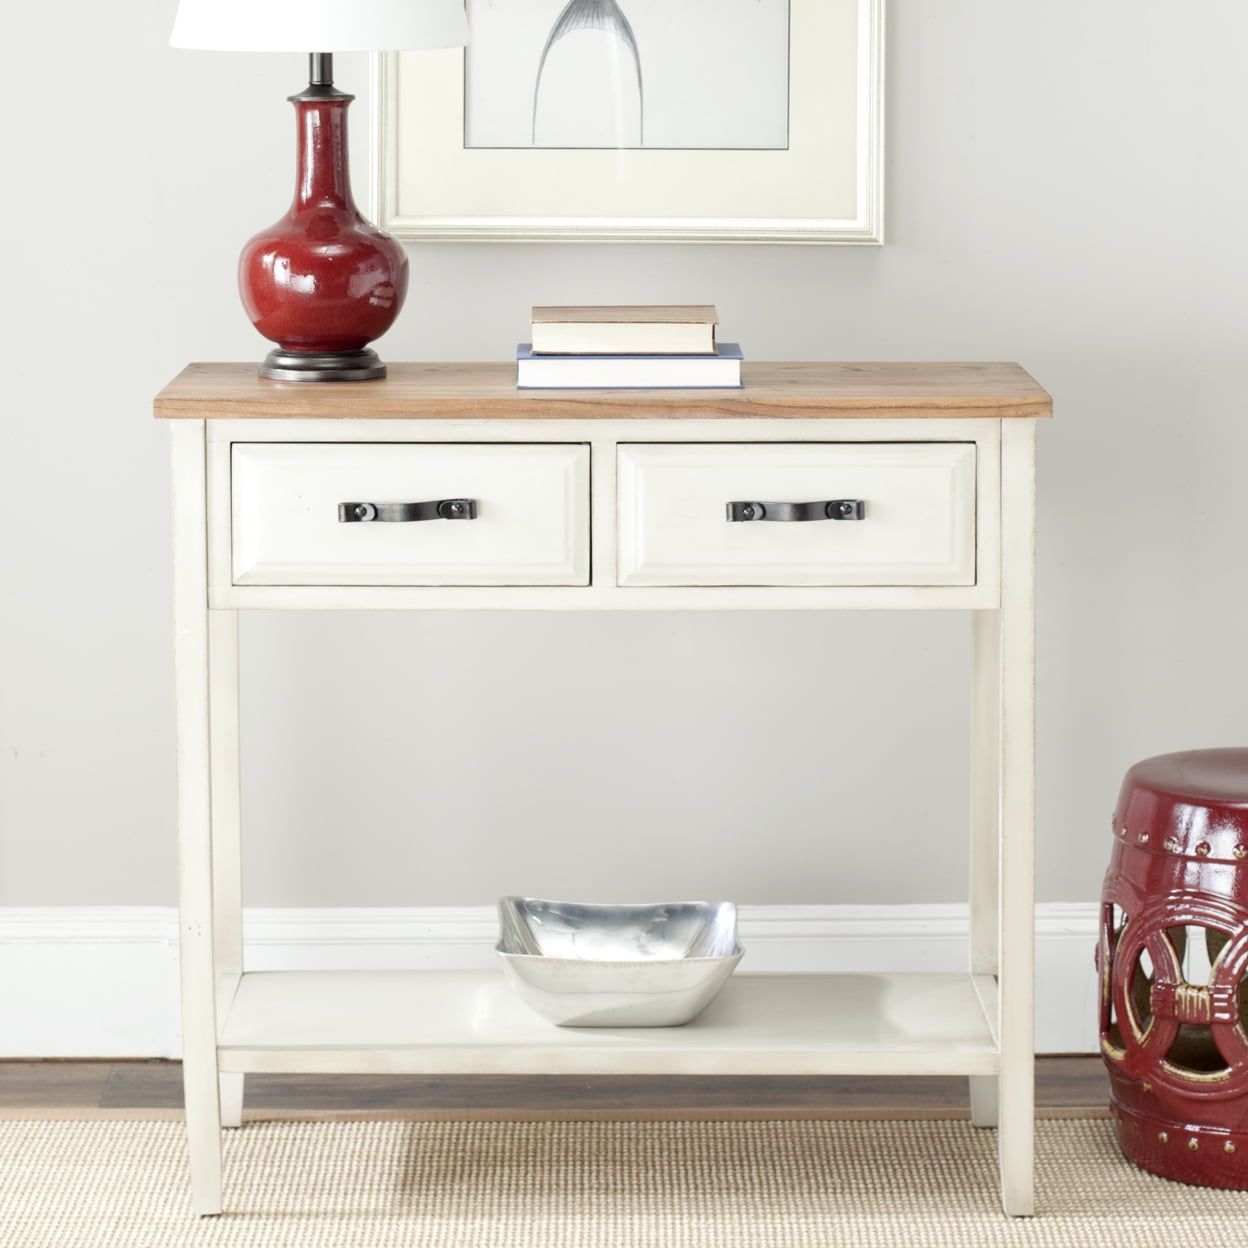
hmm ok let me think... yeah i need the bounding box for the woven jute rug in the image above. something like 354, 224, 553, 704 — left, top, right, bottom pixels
3, 1119, 1247, 1248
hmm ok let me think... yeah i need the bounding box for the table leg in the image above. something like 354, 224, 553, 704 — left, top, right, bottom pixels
969, 610, 1002, 1128
996, 420, 1036, 1216
209, 610, 243, 1128
218, 1073, 245, 1130
173, 421, 223, 1215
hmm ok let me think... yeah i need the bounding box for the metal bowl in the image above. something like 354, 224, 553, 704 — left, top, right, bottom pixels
496, 897, 743, 1028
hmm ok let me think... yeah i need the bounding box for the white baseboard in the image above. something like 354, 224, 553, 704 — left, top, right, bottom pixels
0, 903, 1099, 1059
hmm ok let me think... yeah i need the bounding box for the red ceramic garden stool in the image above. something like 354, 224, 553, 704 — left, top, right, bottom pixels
1099, 748, 1248, 1188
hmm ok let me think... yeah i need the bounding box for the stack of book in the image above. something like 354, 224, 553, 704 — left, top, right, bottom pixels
516, 305, 742, 389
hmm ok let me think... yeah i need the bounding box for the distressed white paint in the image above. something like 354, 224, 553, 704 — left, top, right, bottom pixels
204, 417, 1001, 610
171, 421, 224, 1215
995, 420, 1036, 1215
176, 410, 1037, 1212
231, 442, 591, 586
217, 970, 999, 1077
0, 903, 1100, 1058
616, 442, 976, 587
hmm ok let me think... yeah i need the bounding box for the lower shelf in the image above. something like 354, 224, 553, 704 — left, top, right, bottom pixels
217, 971, 1000, 1077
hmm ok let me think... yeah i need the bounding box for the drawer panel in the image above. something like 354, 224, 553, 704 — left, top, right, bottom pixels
617, 443, 976, 587
232, 443, 590, 586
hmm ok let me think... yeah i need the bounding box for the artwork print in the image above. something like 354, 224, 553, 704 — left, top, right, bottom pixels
464, 0, 791, 150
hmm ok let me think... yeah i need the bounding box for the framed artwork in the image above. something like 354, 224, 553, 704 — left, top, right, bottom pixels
372, 0, 884, 244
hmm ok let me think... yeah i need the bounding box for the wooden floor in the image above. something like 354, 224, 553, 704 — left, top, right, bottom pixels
0, 1058, 1109, 1121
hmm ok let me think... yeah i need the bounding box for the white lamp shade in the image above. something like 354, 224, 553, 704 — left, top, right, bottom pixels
170, 0, 468, 52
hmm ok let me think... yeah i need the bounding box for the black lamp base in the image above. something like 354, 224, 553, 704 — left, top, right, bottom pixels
259, 348, 387, 383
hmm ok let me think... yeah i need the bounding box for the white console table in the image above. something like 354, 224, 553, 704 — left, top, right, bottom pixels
158, 361, 1049, 1217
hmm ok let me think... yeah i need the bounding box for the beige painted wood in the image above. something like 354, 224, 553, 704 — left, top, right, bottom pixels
970, 610, 1003, 981
215, 972, 242, 1038
216, 971, 1000, 1078
155, 362, 1052, 422
996, 420, 1037, 1215
164, 370, 1045, 1217
970, 974, 1000, 1047
208, 610, 244, 1129
213, 583, 1001, 612
208, 613, 242, 988
231, 442, 590, 587
969, 608, 1003, 1129
590, 437, 621, 589
616, 442, 976, 587
218, 1072, 244, 1130
171, 421, 223, 1216
969, 973, 1001, 1128
202, 416, 1010, 445
202, 417, 1003, 612
969, 1076, 1000, 1130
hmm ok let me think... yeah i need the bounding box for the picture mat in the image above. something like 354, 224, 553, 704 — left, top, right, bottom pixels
464, 0, 791, 150
374, 0, 883, 239
391, 0, 858, 222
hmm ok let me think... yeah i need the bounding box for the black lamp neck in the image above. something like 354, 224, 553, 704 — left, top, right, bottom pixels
290, 52, 353, 103
309, 52, 334, 87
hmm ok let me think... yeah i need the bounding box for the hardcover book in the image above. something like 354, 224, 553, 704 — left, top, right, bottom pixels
530, 305, 719, 356
516, 343, 742, 390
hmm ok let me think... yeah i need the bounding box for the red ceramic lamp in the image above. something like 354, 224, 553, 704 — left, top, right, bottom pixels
171, 1, 468, 382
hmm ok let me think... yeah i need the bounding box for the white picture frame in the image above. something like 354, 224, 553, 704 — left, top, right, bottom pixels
372, 0, 885, 245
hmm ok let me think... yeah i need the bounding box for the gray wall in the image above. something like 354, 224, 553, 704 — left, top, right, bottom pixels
4, 2, 1247, 907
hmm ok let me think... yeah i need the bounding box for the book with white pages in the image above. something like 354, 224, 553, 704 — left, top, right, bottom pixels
530, 305, 718, 356
516, 343, 743, 390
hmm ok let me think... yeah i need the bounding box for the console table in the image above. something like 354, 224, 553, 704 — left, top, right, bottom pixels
157, 361, 1050, 1217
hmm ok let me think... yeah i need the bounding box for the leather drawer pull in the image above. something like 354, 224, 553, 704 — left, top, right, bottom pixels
338, 499, 478, 523
725, 499, 866, 523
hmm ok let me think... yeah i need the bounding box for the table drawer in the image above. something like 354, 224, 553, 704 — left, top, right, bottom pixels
232, 443, 590, 586
617, 443, 976, 587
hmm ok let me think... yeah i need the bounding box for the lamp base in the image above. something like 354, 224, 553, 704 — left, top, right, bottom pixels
259, 348, 387, 383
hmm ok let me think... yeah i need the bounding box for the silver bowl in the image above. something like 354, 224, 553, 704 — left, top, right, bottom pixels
496, 897, 743, 1028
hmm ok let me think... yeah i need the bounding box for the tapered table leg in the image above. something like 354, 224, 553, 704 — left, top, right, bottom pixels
173, 421, 223, 1215
209, 610, 244, 1131
996, 421, 1036, 1216
969, 609, 1002, 1128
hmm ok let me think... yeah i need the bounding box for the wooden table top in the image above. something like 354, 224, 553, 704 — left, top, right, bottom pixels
154, 362, 1052, 421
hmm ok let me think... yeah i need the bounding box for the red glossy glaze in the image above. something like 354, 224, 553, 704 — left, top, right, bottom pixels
239, 92, 407, 355
1100, 749, 1248, 1189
